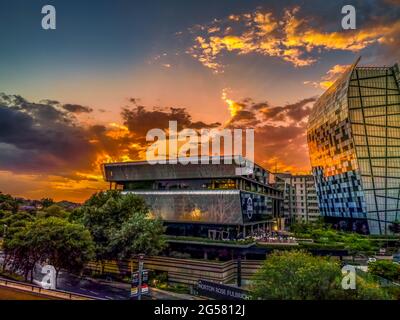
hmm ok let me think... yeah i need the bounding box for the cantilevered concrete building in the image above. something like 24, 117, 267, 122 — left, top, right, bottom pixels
102, 156, 283, 239
307, 58, 400, 234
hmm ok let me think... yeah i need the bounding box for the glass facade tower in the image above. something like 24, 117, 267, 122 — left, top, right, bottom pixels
307, 58, 400, 234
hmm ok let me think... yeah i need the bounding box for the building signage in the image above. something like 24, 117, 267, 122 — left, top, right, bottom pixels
197, 280, 248, 300
130, 269, 150, 298
246, 197, 253, 220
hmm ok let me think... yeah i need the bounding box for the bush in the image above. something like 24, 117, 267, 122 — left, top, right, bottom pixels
250, 250, 393, 300
250, 250, 342, 300
368, 260, 400, 282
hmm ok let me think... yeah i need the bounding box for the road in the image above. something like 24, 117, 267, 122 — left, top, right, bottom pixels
51, 272, 188, 300
1, 251, 193, 300
57, 272, 130, 300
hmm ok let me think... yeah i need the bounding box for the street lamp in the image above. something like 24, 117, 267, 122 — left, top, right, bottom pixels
2, 224, 7, 238
137, 253, 145, 300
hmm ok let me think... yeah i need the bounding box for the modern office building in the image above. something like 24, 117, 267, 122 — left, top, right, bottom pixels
275, 173, 320, 225
307, 58, 400, 234
102, 156, 284, 239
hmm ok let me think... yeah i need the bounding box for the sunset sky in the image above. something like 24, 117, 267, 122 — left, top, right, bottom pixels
0, 0, 399, 202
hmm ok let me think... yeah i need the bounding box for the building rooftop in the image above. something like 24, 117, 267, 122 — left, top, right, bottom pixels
102, 156, 271, 181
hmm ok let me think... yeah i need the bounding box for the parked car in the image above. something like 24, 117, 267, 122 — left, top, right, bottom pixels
367, 257, 377, 264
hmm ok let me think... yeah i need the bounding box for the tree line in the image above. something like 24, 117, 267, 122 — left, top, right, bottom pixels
250, 250, 399, 300
0, 190, 165, 286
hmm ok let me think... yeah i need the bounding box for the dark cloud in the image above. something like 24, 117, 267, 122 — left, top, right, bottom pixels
227, 110, 260, 128
39, 99, 60, 106
62, 104, 93, 113
0, 94, 96, 174
0, 93, 223, 178
88, 124, 143, 161
256, 125, 305, 143
223, 95, 316, 171
263, 97, 317, 122
0, 91, 316, 180
226, 96, 316, 128
189, 121, 221, 129
250, 122, 311, 172
251, 102, 270, 110
129, 98, 141, 105
122, 105, 220, 138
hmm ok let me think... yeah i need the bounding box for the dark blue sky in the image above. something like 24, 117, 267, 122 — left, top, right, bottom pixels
0, 1, 271, 70
1, 0, 386, 76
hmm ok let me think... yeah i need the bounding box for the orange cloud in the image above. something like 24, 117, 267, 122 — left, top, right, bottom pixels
222, 89, 243, 117
304, 64, 350, 90
189, 7, 400, 73
263, 157, 311, 175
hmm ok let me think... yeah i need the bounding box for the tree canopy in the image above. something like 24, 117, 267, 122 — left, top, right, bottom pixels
250, 250, 392, 300
3, 217, 94, 283
73, 190, 166, 261
37, 204, 69, 219
368, 260, 400, 282
40, 198, 55, 208
389, 220, 400, 234
291, 221, 376, 254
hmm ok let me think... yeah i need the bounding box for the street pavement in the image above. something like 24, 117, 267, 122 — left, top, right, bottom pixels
1, 251, 195, 300
57, 272, 185, 300
57, 272, 130, 300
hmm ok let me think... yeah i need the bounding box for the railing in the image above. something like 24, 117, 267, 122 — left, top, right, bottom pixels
0, 277, 101, 300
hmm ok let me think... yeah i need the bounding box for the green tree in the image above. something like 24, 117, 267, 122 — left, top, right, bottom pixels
29, 217, 95, 283
0, 209, 6, 220
0, 193, 19, 213
77, 191, 165, 263
343, 233, 375, 257
0, 211, 35, 272
389, 220, 400, 234
4, 229, 40, 280
109, 211, 166, 259
337, 275, 392, 300
3, 217, 95, 284
368, 260, 400, 282
250, 250, 341, 300
40, 198, 54, 208
0, 211, 35, 240
250, 250, 392, 300
37, 204, 68, 219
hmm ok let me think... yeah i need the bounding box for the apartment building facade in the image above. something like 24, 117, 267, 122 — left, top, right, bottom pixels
276, 173, 321, 225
